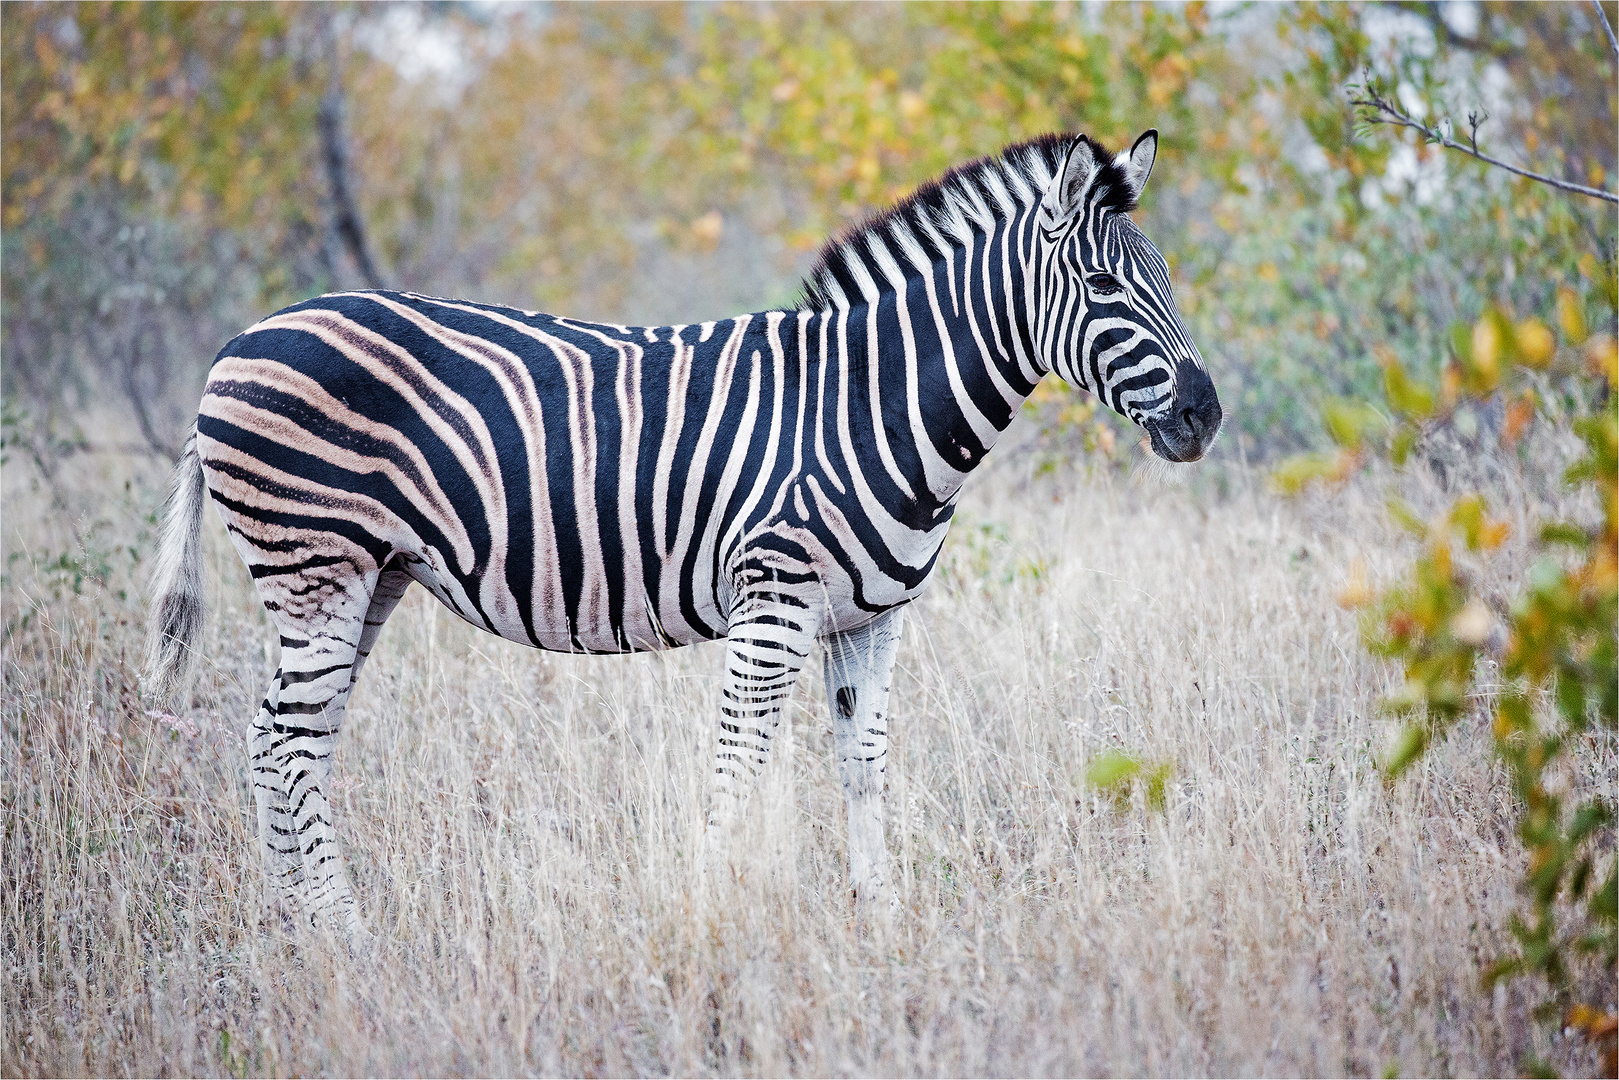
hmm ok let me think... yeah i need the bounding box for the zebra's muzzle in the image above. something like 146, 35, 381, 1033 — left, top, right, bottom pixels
1146, 364, 1222, 463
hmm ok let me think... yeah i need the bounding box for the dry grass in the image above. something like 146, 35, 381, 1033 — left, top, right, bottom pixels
3, 436, 1611, 1077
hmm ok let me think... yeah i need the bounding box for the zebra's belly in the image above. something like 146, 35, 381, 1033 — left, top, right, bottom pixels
397, 536, 719, 656
399, 515, 937, 656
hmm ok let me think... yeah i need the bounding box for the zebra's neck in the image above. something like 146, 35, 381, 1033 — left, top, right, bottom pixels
791, 140, 1070, 513
801, 205, 1043, 515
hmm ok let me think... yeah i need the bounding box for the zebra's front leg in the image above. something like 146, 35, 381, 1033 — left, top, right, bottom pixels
704, 593, 822, 874
822, 606, 905, 913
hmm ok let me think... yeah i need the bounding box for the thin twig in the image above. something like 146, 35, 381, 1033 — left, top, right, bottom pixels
1595, 0, 1619, 61
1351, 84, 1619, 204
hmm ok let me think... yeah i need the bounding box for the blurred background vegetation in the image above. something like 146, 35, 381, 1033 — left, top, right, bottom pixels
3, 1, 1613, 462
3, 2, 1616, 1071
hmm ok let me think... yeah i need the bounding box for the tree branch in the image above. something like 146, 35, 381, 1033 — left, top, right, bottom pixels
121, 318, 170, 456
318, 20, 387, 290
1350, 82, 1619, 204
1595, 0, 1619, 62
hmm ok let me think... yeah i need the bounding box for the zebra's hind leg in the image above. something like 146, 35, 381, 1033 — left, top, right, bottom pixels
249, 674, 303, 920
258, 566, 411, 941
347, 567, 413, 693
822, 605, 905, 916
250, 569, 411, 932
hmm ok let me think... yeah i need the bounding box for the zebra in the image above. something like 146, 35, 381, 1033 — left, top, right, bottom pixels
145, 130, 1220, 938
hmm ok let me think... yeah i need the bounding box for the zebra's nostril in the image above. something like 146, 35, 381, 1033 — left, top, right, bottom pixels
1180, 406, 1201, 437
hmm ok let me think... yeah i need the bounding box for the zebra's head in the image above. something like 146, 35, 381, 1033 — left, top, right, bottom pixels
1032, 131, 1221, 463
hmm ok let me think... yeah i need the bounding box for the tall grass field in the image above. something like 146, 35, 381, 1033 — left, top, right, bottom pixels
4, 436, 1611, 1076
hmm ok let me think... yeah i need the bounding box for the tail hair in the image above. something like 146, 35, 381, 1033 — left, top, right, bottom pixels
144, 425, 208, 702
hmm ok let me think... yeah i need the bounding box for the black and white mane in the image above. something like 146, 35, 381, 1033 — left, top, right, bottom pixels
798, 133, 1141, 310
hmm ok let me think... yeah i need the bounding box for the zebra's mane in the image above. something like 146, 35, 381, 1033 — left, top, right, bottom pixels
797, 132, 1138, 311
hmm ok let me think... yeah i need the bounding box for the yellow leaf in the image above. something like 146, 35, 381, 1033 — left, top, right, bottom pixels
1471, 315, 1501, 382
1514, 319, 1554, 369
1450, 598, 1490, 645
1256, 261, 1280, 283
1059, 34, 1089, 59
1440, 362, 1462, 410
1557, 287, 1587, 345
690, 210, 724, 248
1430, 538, 1452, 579
1492, 709, 1513, 740
1336, 557, 1373, 608
1585, 335, 1618, 386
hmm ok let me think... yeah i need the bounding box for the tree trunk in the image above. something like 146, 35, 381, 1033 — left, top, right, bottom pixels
318, 23, 386, 290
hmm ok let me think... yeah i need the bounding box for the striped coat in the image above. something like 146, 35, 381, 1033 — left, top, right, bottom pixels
200, 294, 976, 657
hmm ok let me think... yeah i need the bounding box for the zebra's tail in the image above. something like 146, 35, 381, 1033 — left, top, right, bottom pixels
145, 424, 208, 702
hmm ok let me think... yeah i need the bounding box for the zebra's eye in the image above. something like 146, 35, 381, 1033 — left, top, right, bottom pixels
1087, 273, 1123, 295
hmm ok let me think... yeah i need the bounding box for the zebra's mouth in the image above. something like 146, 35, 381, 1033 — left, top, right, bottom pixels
1145, 420, 1203, 463
1144, 406, 1221, 463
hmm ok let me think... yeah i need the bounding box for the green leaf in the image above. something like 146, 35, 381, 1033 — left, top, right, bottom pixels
1385, 498, 1427, 537
1590, 867, 1617, 925
1448, 493, 1487, 550
1383, 723, 1428, 777
1271, 452, 1337, 494
1389, 425, 1417, 466
1449, 321, 1473, 366
1383, 360, 1435, 418
1323, 398, 1386, 449
1084, 751, 1142, 790
1144, 761, 1175, 811
1538, 522, 1590, 547
1568, 799, 1614, 842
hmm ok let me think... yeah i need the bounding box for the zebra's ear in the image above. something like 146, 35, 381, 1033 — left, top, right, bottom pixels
1121, 129, 1158, 202
1040, 136, 1099, 227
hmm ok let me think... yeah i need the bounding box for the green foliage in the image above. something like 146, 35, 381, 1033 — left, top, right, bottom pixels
5, 2, 1611, 464
1269, 6, 1617, 1063
1163, 0, 1618, 459
1288, 296, 1618, 1067
1084, 750, 1174, 812
2, 3, 324, 239
668, 2, 1224, 241
940, 516, 1049, 599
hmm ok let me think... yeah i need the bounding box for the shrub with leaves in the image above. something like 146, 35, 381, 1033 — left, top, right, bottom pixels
1272, 10, 1617, 1065
1280, 293, 1617, 1072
